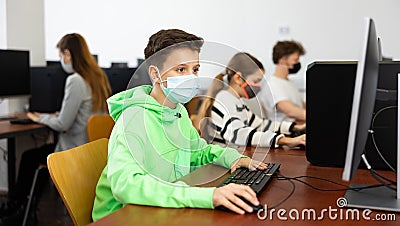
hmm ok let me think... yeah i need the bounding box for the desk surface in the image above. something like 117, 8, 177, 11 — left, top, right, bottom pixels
0, 113, 48, 138
89, 148, 399, 226
0, 113, 50, 195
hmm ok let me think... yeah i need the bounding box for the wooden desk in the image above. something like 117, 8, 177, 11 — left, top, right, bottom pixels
0, 114, 49, 194
89, 148, 399, 226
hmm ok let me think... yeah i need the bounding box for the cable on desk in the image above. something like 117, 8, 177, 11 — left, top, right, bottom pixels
370, 105, 397, 172
268, 172, 296, 209
289, 175, 350, 187
369, 168, 396, 185
274, 175, 388, 192
361, 153, 397, 191
369, 169, 396, 191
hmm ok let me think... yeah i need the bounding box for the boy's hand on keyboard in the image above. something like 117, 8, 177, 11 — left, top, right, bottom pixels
230, 158, 267, 173
213, 183, 259, 214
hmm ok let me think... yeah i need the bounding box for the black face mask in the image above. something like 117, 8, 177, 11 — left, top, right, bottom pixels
288, 62, 301, 74
241, 82, 261, 99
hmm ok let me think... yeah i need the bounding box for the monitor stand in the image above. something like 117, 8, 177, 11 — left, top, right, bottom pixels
343, 73, 400, 212
344, 184, 399, 212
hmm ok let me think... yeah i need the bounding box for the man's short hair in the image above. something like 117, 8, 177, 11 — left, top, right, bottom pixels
144, 29, 204, 69
272, 40, 305, 64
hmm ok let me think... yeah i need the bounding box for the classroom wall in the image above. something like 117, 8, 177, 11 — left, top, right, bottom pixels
0, 0, 6, 49
44, 0, 400, 91
0, 0, 46, 191
6, 0, 46, 66
1, 0, 45, 113
0, 0, 8, 193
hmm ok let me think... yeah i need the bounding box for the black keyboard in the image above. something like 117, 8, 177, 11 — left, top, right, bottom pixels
218, 163, 280, 194
10, 118, 35, 124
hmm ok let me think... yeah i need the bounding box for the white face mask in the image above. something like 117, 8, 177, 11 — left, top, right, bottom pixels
61, 57, 74, 74
158, 73, 200, 104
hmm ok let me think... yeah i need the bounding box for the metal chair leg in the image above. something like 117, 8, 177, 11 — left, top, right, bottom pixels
22, 164, 46, 226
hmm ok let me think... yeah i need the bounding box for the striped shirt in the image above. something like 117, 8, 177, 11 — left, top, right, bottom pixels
209, 90, 294, 148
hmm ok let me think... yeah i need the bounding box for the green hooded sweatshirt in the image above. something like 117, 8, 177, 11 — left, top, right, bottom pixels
92, 85, 244, 221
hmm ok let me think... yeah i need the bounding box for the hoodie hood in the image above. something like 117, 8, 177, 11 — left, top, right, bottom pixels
107, 85, 184, 123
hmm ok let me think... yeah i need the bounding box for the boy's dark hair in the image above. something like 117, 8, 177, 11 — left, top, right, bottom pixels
272, 40, 306, 64
144, 29, 204, 69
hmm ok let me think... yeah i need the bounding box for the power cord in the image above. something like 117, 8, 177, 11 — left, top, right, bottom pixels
369, 105, 397, 172
268, 172, 296, 209
370, 169, 396, 191
369, 168, 396, 184
274, 174, 388, 192
265, 172, 388, 209
360, 153, 397, 191
267, 110, 399, 206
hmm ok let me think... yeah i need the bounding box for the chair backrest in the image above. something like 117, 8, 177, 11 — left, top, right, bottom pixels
47, 138, 108, 226
87, 114, 115, 142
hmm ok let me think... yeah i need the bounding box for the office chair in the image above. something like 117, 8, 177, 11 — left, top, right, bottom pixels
87, 114, 114, 142
47, 138, 108, 226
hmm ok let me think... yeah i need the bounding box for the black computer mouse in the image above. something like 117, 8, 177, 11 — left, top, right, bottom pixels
216, 196, 264, 214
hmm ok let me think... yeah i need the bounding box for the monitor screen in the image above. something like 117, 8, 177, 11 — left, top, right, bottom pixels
47, 54, 98, 68
103, 68, 136, 95
0, 49, 30, 97
29, 66, 69, 113
342, 18, 379, 181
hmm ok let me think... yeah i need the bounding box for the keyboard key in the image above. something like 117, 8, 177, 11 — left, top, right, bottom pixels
217, 163, 280, 194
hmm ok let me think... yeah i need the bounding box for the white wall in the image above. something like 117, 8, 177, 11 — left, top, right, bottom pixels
0, 0, 8, 110
0, 0, 6, 49
3, 0, 45, 113
44, 0, 400, 90
0, 0, 45, 191
7, 0, 45, 66
0, 0, 8, 193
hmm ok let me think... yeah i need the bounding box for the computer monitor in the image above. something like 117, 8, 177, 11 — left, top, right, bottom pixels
341, 18, 400, 211
29, 67, 69, 113
378, 37, 393, 62
378, 37, 383, 62
0, 49, 30, 97
126, 64, 152, 90
103, 68, 136, 95
47, 54, 99, 68
92, 54, 98, 63
111, 62, 128, 68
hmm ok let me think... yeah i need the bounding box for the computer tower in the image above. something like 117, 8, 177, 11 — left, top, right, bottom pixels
306, 61, 399, 169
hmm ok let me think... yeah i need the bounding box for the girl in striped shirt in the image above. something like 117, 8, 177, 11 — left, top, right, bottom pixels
198, 52, 305, 148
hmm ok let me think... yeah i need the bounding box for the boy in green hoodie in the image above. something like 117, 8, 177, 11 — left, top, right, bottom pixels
92, 29, 267, 221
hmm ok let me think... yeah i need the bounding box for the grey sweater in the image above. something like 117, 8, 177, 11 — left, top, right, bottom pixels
38, 73, 92, 152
